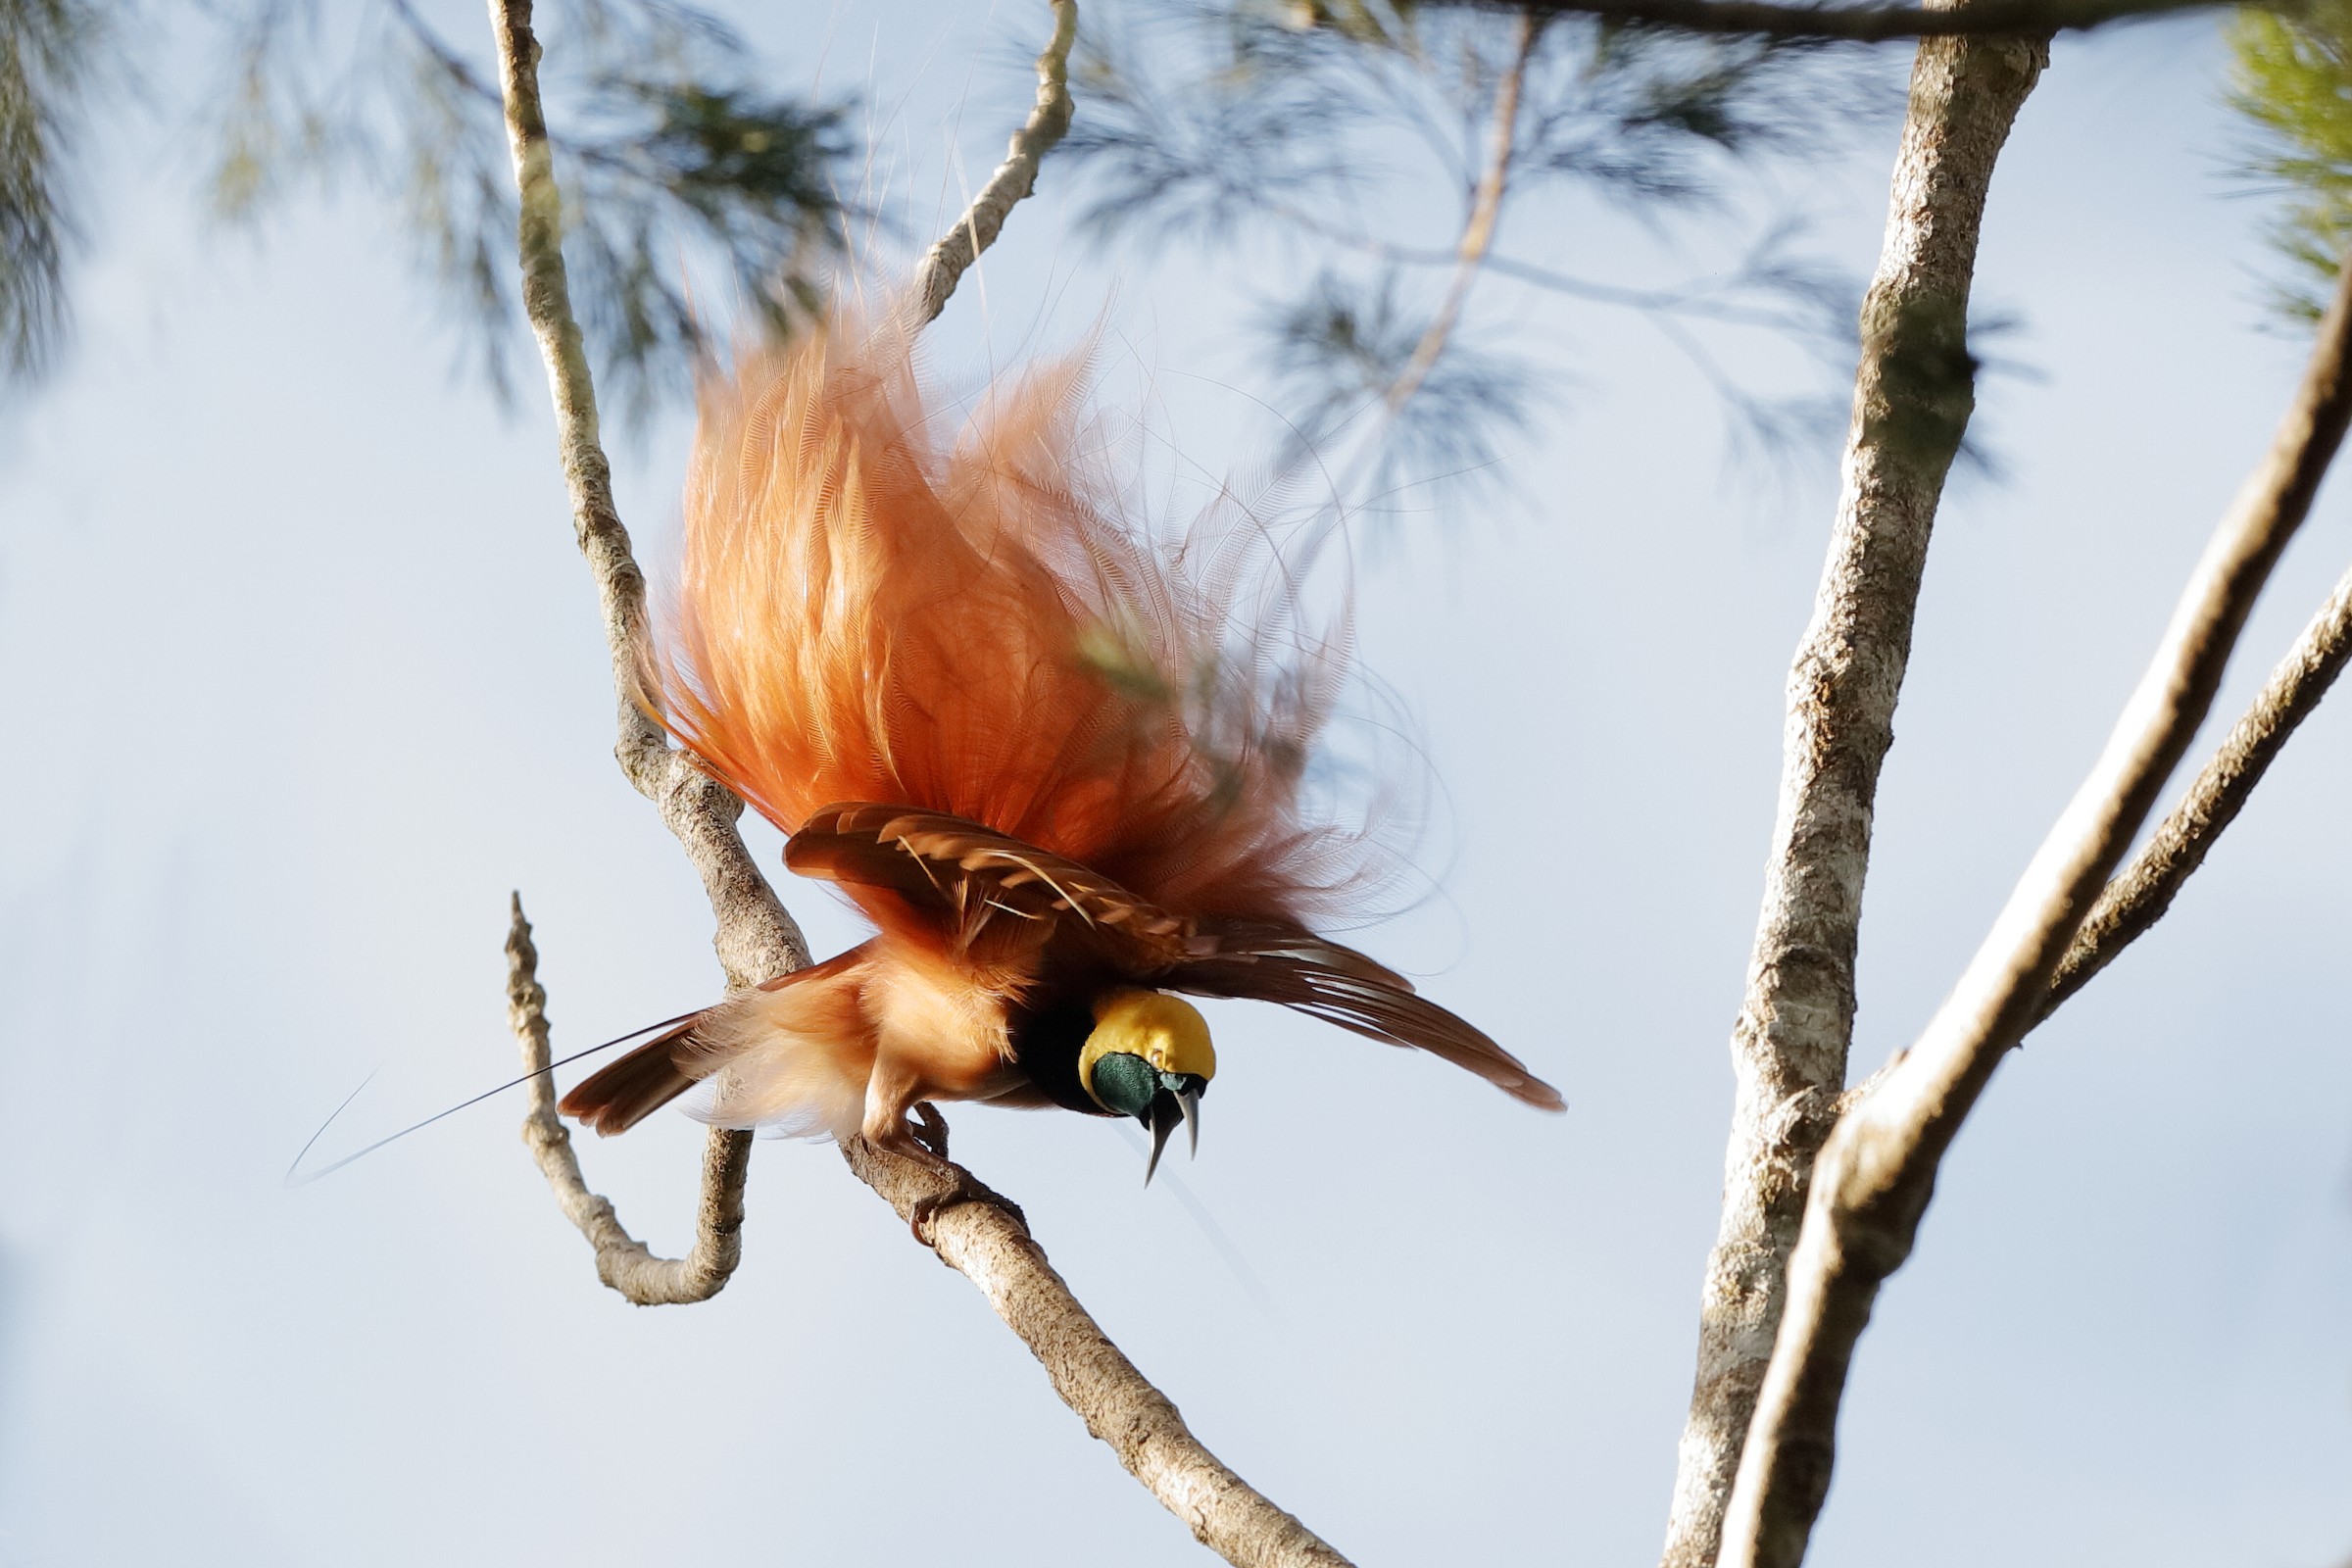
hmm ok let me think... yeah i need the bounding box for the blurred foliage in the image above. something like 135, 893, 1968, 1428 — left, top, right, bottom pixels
0, 0, 846, 410
1064, 0, 1884, 507
1264, 271, 1542, 489
2228, 0, 2352, 322
205, 0, 850, 416
1, 0, 108, 382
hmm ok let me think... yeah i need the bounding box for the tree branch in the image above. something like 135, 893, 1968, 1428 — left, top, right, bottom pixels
1445, 0, 2215, 41
1382, 10, 1539, 420
486, 0, 807, 1308
840, 1136, 1357, 1568
1659, 30, 2043, 1568
485, 0, 808, 997
508, 894, 750, 1304
2033, 557, 2352, 1023
485, 6, 1347, 1558
1719, 244, 2352, 1568
908, 0, 1076, 329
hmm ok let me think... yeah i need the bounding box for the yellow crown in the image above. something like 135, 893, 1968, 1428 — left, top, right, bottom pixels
1078, 990, 1216, 1107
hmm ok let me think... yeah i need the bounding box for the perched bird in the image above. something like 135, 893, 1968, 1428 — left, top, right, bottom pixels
560, 320, 1561, 1181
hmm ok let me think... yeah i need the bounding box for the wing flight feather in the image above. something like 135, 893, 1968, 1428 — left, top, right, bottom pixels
784, 804, 1562, 1110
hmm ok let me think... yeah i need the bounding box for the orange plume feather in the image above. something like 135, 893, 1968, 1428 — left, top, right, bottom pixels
640, 320, 1373, 931
560, 316, 1559, 1145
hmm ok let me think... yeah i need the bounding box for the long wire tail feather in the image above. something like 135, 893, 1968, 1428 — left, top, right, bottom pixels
283, 1009, 703, 1187
558, 1015, 705, 1136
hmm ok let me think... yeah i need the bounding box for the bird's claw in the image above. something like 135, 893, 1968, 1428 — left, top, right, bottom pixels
865, 1109, 1028, 1245
909, 1101, 952, 1160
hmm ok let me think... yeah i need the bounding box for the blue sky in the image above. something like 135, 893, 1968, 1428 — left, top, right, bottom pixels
0, 5, 2346, 1564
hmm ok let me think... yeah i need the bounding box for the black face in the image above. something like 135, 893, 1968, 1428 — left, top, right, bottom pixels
1009, 979, 1211, 1184
1005, 987, 1117, 1115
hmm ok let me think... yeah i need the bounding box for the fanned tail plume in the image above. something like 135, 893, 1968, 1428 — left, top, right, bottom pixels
641, 318, 1383, 928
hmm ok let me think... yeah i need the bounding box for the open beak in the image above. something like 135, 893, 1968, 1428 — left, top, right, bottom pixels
1141, 1075, 1207, 1186
1145, 1096, 1180, 1185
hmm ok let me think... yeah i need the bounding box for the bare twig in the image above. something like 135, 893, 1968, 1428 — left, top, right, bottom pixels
841, 1136, 1356, 1568
508, 895, 749, 1304
1307, 223, 1838, 331
908, 0, 1077, 328
1720, 245, 2352, 1568
1659, 31, 2043, 1568
1382, 10, 1540, 420
487, 0, 805, 1307
2034, 558, 2352, 1022
1445, 0, 2215, 40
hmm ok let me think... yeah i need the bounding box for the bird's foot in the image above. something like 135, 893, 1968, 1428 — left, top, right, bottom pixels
883, 1112, 1027, 1245
909, 1101, 953, 1160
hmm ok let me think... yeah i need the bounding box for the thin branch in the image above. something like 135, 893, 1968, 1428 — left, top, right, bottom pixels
1382, 9, 1540, 420
841, 1136, 1357, 1568
1446, 0, 2218, 41
384, 0, 750, 188
2034, 555, 2352, 1023
387, 0, 501, 102
1264, 213, 1850, 347
485, 0, 808, 995
1659, 31, 2044, 1568
509, 894, 749, 1304
1720, 243, 2352, 1568
1291, 214, 1841, 332
908, 0, 1076, 328
486, 0, 804, 1307
485, 8, 1348, 1560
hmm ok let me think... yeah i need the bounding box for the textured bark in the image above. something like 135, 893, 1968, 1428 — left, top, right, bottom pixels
2034, 558, 2352, 1024
907, 0, 1075, 329
1720, 246, 2352, 1568
486, 0, 808, 997
509, 896, 751, 1304
841, 1137, 1355, 1568
1659, 30, 2044, 1568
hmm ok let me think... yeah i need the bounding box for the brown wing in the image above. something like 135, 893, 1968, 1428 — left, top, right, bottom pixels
784, 803, 1202, 970
785, 804, 1560, 1109
1169, 918, 1564, 1111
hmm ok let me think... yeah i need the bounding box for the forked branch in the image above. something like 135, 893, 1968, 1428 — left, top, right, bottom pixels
1719, 247, 2352, 1568
2034, 558, 2352, 1022
1660, 30, 2044, 1568
486, 3, 1348, 1560
486, 0, 803, 1308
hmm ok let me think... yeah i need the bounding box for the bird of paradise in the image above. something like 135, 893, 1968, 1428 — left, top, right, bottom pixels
562, 319, 1561, 1183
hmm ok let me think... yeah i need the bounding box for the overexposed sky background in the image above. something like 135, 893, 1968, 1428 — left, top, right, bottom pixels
1, 5, 2347, 1565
